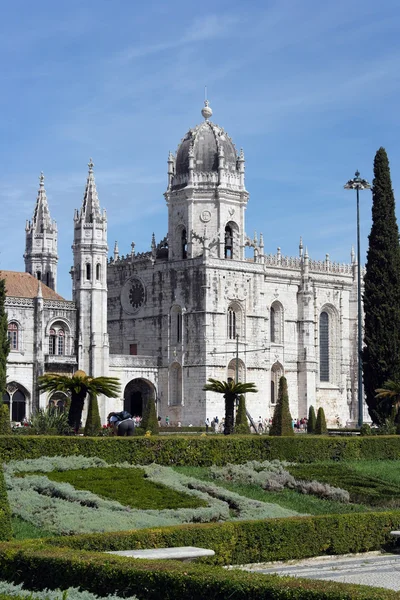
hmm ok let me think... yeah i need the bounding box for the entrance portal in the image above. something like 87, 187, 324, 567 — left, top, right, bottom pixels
123, 379, 156, 418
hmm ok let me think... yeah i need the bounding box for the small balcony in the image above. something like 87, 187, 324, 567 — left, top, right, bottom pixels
45, 354, 78, 366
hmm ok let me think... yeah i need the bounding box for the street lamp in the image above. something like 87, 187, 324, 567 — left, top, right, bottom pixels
344, 170, 371, 427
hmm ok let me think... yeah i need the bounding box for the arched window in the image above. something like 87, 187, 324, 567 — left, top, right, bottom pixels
86, 263, 91, 280
46, 272, 51, 287
271, 362, 283, 404
319, 311, 329, 382
36, 271, 41, 281
227, 307, 236, 339
181, 229, 187, 259
49, 323, 68, 356
12, 389, 26, 422
225, 225, 233, 259
227, 358, 245, 383
270, 302, 283, 344
270, 307, 275, 343
96, 263, 101, 280
8, 322, 19, 351
177, 311, 182, 343
49, 328, 56, 355
57, 329, 65, 355
170, 306, 183, 345
169, 363, 182, 406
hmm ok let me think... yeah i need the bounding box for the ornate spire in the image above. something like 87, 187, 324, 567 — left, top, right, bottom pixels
201, 99, 212, 121
81, 158, 101, 223
32, 172, 53, 233
113, 241, 119, 261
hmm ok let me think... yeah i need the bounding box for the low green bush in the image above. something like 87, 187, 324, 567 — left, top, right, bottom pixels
2, 435, 400, 464
0, 535, 397, 599
315, 407, 328, 434
0, 466, 12, 541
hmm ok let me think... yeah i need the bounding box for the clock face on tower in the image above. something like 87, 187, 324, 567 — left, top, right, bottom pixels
121, 277, 146, 314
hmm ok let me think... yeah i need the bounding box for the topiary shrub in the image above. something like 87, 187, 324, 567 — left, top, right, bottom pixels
141, 397, 159, 435
269, 376, 294, 437
315, 407, 328, 434
84, 395, 102, 437
307, 405, 317, 434
0, 404, 11, 434
234, 395, 250, 434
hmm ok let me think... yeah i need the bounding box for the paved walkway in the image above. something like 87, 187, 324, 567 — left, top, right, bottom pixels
238, 552, 400, 591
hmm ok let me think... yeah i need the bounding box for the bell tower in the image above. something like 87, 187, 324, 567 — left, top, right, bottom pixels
24, 173, 58, 291
72, 159, 109, 377
164, 101, 249, 262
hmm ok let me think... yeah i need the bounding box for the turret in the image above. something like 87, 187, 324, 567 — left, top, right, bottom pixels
72, 159, 109, 380
24, 173, 58, 290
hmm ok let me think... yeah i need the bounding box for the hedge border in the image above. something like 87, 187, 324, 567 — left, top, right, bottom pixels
0, 544, 396, 600
2, 435, 400, 464
41, 510, 400, 565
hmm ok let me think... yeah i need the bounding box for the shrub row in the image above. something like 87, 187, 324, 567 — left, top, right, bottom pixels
2, 434, 400, 464
0, 466, 12, 541
42, 510, 400, 565
0, 543, 396, 600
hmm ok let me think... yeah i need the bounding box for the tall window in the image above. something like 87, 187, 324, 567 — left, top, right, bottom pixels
96, 263, 101, 280
225, 225, 233, 258
12, 389, 26, 422
181, 229, 187, 259
169, 363, 182, 406
270, 302, 283, 344
49, 325, 66, 356
319, 311, 329, 382
177, 311, 182, 343
8, 322, 19, 351
227, 307, 236, 339
86, 263, 91, 280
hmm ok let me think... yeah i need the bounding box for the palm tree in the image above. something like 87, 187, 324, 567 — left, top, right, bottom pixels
38, 370, 121, 433
203, 378, 257, 435
375, 380, 400, 422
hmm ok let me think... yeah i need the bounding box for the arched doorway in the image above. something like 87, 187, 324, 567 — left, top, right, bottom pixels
11, 389, 26, 422
123, 379, 156, 417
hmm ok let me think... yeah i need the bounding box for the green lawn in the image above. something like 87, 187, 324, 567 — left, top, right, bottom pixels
47, 466, 207, 510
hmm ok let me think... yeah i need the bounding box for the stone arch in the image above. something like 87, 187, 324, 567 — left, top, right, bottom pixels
227, 358, 245, 382
270, 361, 284, 404
227, 300, 243, 339
48, 391, 69, 413
123, 378, 156, 418
6, 382, 30, 422
224, 220, 239, 259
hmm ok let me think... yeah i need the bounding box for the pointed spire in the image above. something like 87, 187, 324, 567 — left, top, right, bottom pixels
32, 172, 53, 233
113, 241, 119, 261
131, 241, 135, 257
81, 158, 101, 223
151, 233, 156, 251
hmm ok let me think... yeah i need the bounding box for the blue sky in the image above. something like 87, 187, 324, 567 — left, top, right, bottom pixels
1, 0, 400, 299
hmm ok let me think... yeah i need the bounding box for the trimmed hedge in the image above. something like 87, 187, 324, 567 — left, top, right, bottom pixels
0, 465, 12, 541
3, 435, 400, 464
0, 543, 397, 600
42, 510, 400, 565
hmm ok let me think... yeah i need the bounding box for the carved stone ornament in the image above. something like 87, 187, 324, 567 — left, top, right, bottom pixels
200, 210, 211, 223
120, 277, 146, 314
7, 382, 18, 394
228, 207, 235, 217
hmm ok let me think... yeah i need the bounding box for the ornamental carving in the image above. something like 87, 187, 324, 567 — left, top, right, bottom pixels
200, 210, 211, 223
120, 277, 146, 314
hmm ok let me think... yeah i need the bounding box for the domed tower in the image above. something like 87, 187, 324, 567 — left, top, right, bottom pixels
165, 101, 248, 261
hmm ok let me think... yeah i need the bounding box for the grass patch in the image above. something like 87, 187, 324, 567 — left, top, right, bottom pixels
345, 460, 400, 485
47, 466, 207, 510
11, 516, 55, 540
287, 462, 400, 507
173, 466, 370, 515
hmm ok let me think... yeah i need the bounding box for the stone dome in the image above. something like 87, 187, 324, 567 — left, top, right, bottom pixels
175, 103, 238, 176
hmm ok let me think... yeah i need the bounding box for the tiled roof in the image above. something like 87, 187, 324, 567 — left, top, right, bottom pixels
0, 271, 65, 300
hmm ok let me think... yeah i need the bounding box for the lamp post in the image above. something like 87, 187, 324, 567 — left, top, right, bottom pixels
344, 170, 371, 427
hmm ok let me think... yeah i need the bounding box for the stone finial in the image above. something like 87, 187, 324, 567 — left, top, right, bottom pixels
113, 241, 119, 261
88, 158, 94, 172
299, 236, 303, 257
351, 245, 355, 264
151, 232, 156, 250
39, 172, 45, 187
201, 99, 213, 121
131, 241, 136, 256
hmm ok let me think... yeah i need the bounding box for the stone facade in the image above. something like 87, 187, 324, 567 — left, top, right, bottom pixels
3, 102, 362, 427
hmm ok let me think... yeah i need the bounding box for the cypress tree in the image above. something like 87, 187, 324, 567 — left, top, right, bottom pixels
314, 407, 327, 434
0, 279, 9, 403
269, 376, 294, 436
235, 394, 250, 434
84, 394, 101, 436
141, 397, 159, 435
362, 148, 400, 423
307, 405, 317, 434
